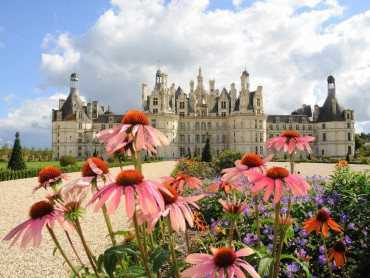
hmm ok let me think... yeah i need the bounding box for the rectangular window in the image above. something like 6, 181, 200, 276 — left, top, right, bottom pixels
303, 125, 306, 130
195, 135, 200, 144
57, 125, 60, 130
180, 112, 185, 117
187, 122, 190, 130
153, 108, 158, 113
269, 125, 273, 130
322, 123, 326, 129
180, 102, 185, 109
153, 97, 158, 106
78, 139, 82, 143
259, 120, 263, 128
260, 133, 263, 142
179, 122, 185, 130
78, 133, 82, 138
289, 125, 292, 130
180, 135, 185, 144
202, 135, 206, 143
296, 125, 300, 130
222, 122, 227, 130
269, 134, 273, 139
282, 124, 286, 130
217, 135, 219, 143
255, 133, 258, 142
347, 123, 351, 129
276, 125, 279, 130
347, 133, 351, 141
221, 101, 226, 109
151, 119, 156, 128
78, 146, 82, 150
257, 98, 261, 106
195, 122, 200, 130
222, 135, 227, 144
308, 125, 312, 130
101, 124, 105, 130
260, 146, 263, 155
323, 133, 326, 141
221, 112, 226, 117
109, 124, 113, 128
179, 147, 185, 157
79, 123, 82, 129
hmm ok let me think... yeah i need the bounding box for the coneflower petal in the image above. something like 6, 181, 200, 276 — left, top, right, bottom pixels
236, 247, 255, 257
237, 261, 260, 278
107, 186, 123, 214
125, 186, 135, 219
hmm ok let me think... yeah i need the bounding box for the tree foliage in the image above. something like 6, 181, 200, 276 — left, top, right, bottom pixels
7, 132, 27, 170
201, 133, 213, 162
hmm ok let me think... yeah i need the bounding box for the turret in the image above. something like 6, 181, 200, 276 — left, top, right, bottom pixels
327, 75, 335, 98
142, 83, 147, 110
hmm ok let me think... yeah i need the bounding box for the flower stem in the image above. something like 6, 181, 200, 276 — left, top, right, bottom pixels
133, 210, 153, 278
141, 224, 149, 258
322, 236, 334, 278
228, 219, 235, 248
166, 214, 180, 278
46, 226, 81, 278
273, 230, 286, 278
234, 220, 242, 243
254, 195, 261, 249
269, 201, 280, 278
75, 219, 100, 277
65, 230, 85, 266
159, 217, 166, 243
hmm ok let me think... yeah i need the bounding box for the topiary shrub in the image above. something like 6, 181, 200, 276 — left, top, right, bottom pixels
213, 149, 244, 172
201, 133, 213, 162
321, 154, 331, 162
7, 132, 26, 170
59, 155, 77, 167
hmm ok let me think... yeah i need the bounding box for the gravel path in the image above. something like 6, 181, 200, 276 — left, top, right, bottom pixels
0, 161, 177, 278
0, 161, 368, 277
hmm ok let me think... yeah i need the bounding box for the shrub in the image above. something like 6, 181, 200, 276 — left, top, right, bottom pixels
7, 132, 26, 170
171, 158, 217, 179
321, 154, 331, 162
213, 149, 244, 172
59, 155, 77, 167
201, 133, 213, 162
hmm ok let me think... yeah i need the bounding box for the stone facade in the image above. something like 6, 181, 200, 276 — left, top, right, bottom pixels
52, 70, 355, 160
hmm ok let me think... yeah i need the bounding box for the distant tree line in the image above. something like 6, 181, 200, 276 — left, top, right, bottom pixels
0, 144, 55, 161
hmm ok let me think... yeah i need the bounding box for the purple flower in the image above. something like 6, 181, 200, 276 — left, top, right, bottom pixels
224, 221, 229, 226
348, 223, 355, 229
268, 225, 274, 231
308, 211, 313, 218
300, 230, 308, 238
268, 234, 274, 240
297, 249, 306, 257
294, 226, 300, 233
263, 229, 269, 234
319, 255, 327, 264
281, 207, 287, 214
345, 235, 352, 244
319, 245, 325, 254
362, 229, 367, 236
281, 197, 289, 204
361, 243, 367, 248
300, 239, 307, 246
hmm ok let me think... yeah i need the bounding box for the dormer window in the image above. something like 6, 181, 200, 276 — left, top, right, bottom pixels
221, 101, 227, 109
275, 117, 279, 123
289, 117, 292, 123
180, 102, 185, 109
153, 97, 158, 106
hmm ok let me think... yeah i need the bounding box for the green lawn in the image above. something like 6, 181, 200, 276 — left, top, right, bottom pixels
0, 161, 85, 170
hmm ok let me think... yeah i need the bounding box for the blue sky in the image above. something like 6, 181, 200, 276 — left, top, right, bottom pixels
0, 0, 370, 148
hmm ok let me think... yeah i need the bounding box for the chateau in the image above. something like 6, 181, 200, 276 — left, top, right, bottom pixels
52, 70, 355, 160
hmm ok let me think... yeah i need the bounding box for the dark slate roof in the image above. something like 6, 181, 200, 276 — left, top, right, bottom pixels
234, 97, 240, 111
248, 91, 255, 110
210, 98, 219, 113
175, 86, 182, 100
317, 95, 345, 122
187, 99, 195, 113
267, 115, 312, 123
293, 105, 312, 117
93, 114, 123, 123
59, 90, 84, 120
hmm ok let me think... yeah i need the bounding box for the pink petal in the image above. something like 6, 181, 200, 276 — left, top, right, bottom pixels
88, 159, 103, 175
236, 261, 260, 278
180, 263, 215, 277
107, 186, 123, 214
263, 182, 274, 203
228, 266, 234, 278
274, 179, 283, 204
125, 186, 136, 219
233, 266, 246, 278
236, 247, 255, 257
184, 253, 214, 264
93, 186, 117, 213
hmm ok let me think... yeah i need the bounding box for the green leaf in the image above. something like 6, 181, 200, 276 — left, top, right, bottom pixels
119, 266, 148, 278
97, 254, 105, 273
113, 230, 130, 236
53, 246, 58, 256
69, 265, 84, 278
258, 257, 272, 276
280, 254, 311, 278
284, 226, 294, 246
103, 244, 141, 277
148, 245, 171, 273
251, 218, 275, 233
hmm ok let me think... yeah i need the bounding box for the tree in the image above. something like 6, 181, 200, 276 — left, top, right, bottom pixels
22, 147, 30, 161
201, 133, 213, 162
0, 144, 11, 160
355, 134, 365, 150
7, 132, 27, 170
30, 147, 36, 161
36, 148, 43, 161
193, 145, 198, 157
187, 149, 192, 159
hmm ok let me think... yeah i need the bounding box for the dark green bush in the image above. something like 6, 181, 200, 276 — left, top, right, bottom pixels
7, 132, 26, 170
59, 155, 77, 167
213, 149, 244, 172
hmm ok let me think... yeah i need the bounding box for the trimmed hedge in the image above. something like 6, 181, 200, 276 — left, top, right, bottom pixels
0, 158, 164, 181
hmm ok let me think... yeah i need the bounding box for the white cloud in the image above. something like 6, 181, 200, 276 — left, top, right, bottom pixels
233, 0, 242, 7
37, 0, 369, 131
0, 94, 63, 148
3, 94, 15, 102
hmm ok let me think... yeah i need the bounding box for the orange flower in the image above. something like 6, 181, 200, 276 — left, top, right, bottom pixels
303, 209, 343, 238
336, 160, 348, 167
279, 215, 297, 226
328, 240, 348, 268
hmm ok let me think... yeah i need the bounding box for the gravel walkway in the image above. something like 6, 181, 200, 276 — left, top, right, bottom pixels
0, 161, 368, 277
0, 161, 177, 278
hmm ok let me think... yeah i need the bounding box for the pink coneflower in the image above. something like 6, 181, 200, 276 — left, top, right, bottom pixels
221, 153, 273, 182
265, 131, 315, 155
63, 158, 115, 196
104, 134, 157, 157
3, 200, 74, 249
245, 167, 311, 203
161, 174, 202, 193
207, 180, 242, 194
33, 166, 68, 193
146, 185, 205, 233
87, 170, 169, 219
96, 110, 169, 155
181, 246, 260, 278
219, 195, 248, 216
